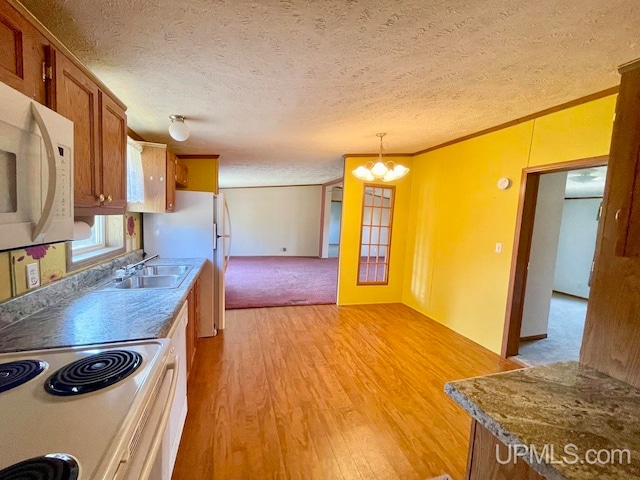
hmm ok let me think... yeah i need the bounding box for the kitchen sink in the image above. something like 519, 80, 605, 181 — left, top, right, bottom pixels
113, 275, 181, 289
136, 265, 191, 276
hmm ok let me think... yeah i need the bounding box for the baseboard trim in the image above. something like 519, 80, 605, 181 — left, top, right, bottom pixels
520, 333, 548, 342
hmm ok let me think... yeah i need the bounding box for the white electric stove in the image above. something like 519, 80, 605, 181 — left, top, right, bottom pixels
0, 339, 174, 480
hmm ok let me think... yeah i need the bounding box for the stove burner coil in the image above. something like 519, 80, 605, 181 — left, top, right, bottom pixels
0, 453, 79, 480
45, 350, 143, 396
0, 360, 46, 394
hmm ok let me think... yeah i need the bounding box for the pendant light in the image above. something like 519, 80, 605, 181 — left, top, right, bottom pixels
169, 115, 190, 141
352, 133, 409, 182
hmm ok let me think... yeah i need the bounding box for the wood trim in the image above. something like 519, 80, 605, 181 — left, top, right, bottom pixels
127, 128, 146, 142
342, 153, 414, 159
501, 156, 609, 357
618, 57, 640, 74
220, 183, 321, 190
519, 333, 548, 342
7, 0, 126, 110
322, 177, 344, 187
415, 88, 619, 156
565, 196, 604, 200
176, 154, 220, 160
524, 155, 608, 174
502, 172, 540, 357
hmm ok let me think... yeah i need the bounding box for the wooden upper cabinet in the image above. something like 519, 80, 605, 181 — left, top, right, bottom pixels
52, 49, 127, 214
99, 92, 127, 210
128, 142, 177, 213
175, 161, 189, 188
166, 151, 177, 212
53, 50, 101, 208
0, 0, 48, 104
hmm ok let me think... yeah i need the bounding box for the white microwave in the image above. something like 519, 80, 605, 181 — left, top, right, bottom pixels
0, 81, 74, 251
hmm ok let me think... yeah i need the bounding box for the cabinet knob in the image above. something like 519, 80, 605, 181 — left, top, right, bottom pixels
107, 195, 113, 203
169, 203, 173, 208
98, 193, 105, 202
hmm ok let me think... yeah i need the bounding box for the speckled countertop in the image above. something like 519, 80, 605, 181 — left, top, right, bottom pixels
0, 258, 206, 353
445, 362, 640, 479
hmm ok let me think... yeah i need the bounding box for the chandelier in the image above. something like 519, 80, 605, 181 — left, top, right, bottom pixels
352, 133, 409, 182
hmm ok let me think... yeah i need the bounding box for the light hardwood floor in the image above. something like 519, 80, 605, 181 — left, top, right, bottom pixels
172, 304, 518, 480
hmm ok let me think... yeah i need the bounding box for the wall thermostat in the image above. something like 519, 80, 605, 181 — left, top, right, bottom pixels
497, 177, 512, 190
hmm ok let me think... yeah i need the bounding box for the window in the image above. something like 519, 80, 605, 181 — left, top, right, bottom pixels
68, 215, 125, 270
358, 185, 395, 285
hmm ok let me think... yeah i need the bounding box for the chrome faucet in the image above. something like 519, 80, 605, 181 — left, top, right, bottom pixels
125, 254, 159, 275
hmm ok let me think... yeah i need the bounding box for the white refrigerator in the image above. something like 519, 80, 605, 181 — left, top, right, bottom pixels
143, 191, 231, 336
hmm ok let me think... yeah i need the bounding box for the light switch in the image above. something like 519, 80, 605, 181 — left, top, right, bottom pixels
495, 243, 503, 254
26, 263, 40, 289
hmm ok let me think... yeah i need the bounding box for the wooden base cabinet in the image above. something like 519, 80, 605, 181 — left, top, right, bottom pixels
128, 142, 178, 213
466, 421, 544, 480
186, 277, 200, 380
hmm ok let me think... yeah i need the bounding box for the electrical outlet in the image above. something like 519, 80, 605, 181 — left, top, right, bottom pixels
282, 247, 287, 252
26, 263, 40, 289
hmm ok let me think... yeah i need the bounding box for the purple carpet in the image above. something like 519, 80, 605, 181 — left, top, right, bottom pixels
225, 256, 339, 309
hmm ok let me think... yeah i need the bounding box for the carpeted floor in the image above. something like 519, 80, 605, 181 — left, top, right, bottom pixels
515, 292, 587, 366
225, 256, 338, 309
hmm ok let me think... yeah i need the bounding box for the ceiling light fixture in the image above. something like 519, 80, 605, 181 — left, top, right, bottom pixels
168, 115, 190, 141
352, 133, 409, 182
568, 171, 599, 183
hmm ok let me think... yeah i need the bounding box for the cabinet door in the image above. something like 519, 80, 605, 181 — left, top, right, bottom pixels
99, 91, 127, 210
53, 49, 101, 208
0, 0, 48, 104
467, 421, 544, 480
166, 152, 176, 212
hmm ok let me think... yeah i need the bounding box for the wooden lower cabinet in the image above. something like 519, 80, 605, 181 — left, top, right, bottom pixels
186, 277, 200, 380
466, 421, 544, 480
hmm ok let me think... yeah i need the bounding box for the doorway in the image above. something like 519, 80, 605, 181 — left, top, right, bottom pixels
502, 156, 608, 363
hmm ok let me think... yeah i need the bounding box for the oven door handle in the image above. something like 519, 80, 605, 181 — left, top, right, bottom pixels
30, 102, 57, 242
138, 355, 179, 480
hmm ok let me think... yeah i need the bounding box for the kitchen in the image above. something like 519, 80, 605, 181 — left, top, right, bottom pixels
0, 2, 638, 478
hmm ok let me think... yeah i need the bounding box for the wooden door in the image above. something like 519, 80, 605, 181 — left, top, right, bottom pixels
99, 91, 127, 211
580, 60, 640, 387
0, 0, 48, 104
166, 151, 176, 212
52, 49, 101, 208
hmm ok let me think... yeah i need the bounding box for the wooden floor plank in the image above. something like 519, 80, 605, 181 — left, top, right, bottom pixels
172, 303, 518, 480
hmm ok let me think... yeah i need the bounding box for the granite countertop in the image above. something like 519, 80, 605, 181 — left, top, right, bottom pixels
0, 258, 206, 353
445, 361, 640, 479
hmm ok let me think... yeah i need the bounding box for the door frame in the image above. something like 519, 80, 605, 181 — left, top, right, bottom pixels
318, 177, 343, 257
501, 155, 609, 357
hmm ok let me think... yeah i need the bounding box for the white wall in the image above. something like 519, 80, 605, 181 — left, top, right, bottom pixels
520, 172, 567, 338
329, 202, 342, 244
553, 198, 601, 299
221, 185, 322, 256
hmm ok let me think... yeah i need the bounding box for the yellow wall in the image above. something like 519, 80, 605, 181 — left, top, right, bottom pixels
177, 157, 219, 193
338, 156, 413, 305
401, 95, 616, 353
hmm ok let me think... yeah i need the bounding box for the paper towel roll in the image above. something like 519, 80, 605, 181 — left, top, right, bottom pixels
73, 221, 92, 240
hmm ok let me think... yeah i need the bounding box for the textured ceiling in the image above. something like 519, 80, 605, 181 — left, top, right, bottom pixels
20, 0, 640, 187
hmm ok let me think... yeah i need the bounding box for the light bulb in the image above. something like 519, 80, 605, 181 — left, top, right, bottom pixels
371, 161, 388, 178
383, 170, 397, 182
169, 115, 190, 141
393, 164, 409, 179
